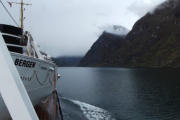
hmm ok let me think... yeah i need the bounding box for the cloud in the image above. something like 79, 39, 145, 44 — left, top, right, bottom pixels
0, 0, 167, 57
128, 0, 166, 17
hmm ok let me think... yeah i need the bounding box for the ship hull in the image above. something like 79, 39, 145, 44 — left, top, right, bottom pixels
0, 52, 56, 119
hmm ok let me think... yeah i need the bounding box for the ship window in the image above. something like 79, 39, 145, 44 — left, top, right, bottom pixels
3, 35, 21, 45
7, 46, 23, 54
0, 24, 22, 36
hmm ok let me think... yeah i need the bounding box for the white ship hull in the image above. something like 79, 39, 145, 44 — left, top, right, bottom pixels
0, 52, 56, 119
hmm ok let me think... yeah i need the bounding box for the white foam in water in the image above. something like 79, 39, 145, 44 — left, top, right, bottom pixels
72, 100, 116, 120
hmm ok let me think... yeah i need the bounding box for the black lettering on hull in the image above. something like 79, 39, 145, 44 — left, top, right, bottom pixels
14, 58, 36, 68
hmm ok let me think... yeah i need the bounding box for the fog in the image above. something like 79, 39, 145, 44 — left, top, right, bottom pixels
0, 0, 166, 57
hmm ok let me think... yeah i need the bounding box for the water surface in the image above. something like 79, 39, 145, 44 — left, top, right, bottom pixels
57, 67, 180, 120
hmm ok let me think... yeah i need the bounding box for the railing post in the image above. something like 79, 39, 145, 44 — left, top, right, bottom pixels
0, 33, 39, 120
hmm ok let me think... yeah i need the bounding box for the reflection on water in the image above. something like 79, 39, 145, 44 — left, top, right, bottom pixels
57, 67, 180, 120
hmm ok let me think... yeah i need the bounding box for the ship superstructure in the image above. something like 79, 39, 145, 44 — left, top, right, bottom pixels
0, 0, 58, 119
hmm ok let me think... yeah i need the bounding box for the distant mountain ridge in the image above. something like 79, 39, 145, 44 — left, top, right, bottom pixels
53, 56, 82, 67
80, 0, 180, 68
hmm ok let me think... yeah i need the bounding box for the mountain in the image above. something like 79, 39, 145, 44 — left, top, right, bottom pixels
80, 0, 180, 68
53, 56, 82, 67
80, 26, 129, 66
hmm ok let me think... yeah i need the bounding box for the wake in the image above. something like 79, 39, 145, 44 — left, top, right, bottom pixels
60, 97, 116, 120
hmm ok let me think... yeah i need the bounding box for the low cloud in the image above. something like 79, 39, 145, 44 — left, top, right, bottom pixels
128, 0, 166, 17
0, 0, 167, 57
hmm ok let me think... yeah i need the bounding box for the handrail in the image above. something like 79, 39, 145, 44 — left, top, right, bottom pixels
0, 33, 39, 120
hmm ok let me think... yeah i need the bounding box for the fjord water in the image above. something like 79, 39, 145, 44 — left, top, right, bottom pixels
57, 67, 180, 120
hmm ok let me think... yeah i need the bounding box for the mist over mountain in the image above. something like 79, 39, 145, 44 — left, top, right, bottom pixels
104, 25, 129, 36
80, 0, 180, 68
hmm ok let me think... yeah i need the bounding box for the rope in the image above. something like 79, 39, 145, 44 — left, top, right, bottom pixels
32, 70, 52, 86
0, 0, 19, 27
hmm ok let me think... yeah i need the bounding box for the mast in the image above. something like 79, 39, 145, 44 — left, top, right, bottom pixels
20, 0, 32, 30
20, 0, 24, 29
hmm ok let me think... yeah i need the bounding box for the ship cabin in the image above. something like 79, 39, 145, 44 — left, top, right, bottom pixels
0, 24, 50, 60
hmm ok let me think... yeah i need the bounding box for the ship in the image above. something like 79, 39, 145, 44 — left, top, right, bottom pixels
0, 0, 58, 119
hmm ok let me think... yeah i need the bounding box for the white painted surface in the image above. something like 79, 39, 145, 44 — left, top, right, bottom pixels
0, 33, 39, 120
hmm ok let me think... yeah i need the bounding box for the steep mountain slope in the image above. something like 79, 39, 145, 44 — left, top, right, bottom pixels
80, 0, 180, 68
80, 26, 129, 66
113, 0, 180, 67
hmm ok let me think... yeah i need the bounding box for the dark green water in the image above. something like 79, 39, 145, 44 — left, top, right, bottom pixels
57, 67, 180, 120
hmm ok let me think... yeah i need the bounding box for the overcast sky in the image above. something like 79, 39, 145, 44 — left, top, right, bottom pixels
0, 0, 166, 57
